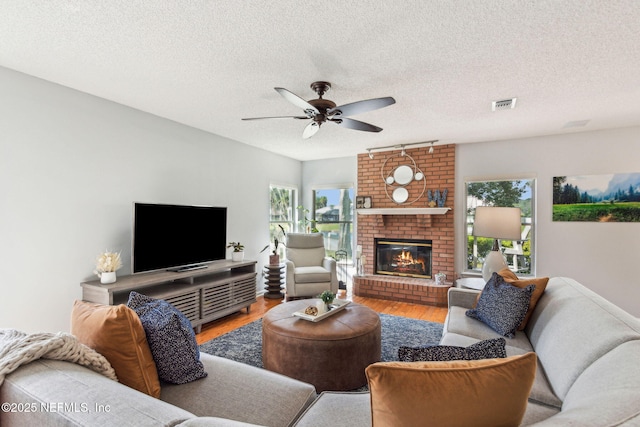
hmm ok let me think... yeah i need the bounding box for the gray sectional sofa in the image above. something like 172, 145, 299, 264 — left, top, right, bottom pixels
294, 277, 640, 426
2, 277, 639, 426
1, 350, 317, 427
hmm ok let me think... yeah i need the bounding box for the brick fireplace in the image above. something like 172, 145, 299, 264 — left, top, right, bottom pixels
354, 144, 455, 307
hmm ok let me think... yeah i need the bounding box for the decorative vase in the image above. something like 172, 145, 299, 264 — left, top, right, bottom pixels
315, 300, 327, 314
232, 251, 244, 262
100, 271, 116, 284
269, 254, 280, 265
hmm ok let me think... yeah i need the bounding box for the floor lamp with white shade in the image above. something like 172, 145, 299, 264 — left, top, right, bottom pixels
473, 206, 522, 281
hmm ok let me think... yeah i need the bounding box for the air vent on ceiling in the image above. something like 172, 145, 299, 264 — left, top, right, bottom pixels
492, 98, 517, 111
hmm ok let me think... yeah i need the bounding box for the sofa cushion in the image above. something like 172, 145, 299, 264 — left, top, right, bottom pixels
365, 353, 537, 427
398, 337, 506, 362
1, 359, 194, 426
161, 353, 317, 427
556, 340, 640, 426
176, 417, 267, 426
292, 392, 371, 427
444, 306, 534, 351
127, 292, 207, 384
466, 273, 534, 338
526, 277, 640, 401
440, 332, 562, 409
287, 247, 326, 267
70, 300, 161, 397
293, 266, 331, 283
498, 268, 549, 330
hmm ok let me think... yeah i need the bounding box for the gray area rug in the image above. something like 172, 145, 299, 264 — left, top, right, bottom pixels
199, 313, 444, 369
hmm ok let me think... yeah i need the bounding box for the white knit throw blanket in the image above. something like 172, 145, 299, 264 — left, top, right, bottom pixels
0, 328, 117, 386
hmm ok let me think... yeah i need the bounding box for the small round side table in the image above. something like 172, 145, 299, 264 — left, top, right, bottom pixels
263, 263, 285, 299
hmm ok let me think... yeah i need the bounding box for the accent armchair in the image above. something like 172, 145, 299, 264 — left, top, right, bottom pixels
284, 233, 338, 300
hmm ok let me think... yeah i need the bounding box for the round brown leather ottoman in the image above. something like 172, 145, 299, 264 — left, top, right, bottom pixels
262, 299, 381, 392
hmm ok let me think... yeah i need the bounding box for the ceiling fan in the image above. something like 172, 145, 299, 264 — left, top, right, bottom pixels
242, 81, 396, 139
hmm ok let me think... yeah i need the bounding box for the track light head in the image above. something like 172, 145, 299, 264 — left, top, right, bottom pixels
368, 150, 374, 159
429, 142, 434, 154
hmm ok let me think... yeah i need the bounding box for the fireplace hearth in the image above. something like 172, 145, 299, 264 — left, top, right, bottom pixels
375, 238, 432, 279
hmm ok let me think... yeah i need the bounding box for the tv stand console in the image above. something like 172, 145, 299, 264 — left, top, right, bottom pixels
81, 260, 257, 333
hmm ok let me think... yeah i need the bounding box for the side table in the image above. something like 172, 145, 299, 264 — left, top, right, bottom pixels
456, 277, 486, 291
263, 263, 285, 299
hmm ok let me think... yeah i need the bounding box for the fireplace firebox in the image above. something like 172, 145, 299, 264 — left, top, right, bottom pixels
375, 238, 432, 279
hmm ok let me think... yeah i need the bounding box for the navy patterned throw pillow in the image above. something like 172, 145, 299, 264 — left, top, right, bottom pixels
127, 292, 207, 384
398, 338, 507, 362
466, 273, 535, 338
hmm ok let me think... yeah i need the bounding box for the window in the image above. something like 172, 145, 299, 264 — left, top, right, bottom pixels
465, 178, 535, 275
312, 187, 354, 260
269, 185, 296, 257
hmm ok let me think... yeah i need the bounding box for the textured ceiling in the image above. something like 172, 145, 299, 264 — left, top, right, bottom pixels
1, 1, 640, 161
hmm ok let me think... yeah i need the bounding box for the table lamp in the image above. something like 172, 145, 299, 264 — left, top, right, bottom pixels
473, 206, 522, 281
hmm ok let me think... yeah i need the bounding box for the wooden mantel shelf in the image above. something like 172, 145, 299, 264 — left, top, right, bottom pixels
357, 207, 451, 215
356, 207, 451, 227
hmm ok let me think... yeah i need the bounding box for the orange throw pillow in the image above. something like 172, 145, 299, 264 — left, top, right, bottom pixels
498, 268, 549, 330
366, 353, 537, 427
71, 300, 161, 398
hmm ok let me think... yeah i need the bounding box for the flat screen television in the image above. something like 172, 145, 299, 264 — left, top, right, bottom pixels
132, 202, 227, 274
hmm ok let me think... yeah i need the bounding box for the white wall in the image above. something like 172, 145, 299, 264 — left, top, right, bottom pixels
300, 157, 357, 210
0, 67, 301, 333
455, 127, 640, 316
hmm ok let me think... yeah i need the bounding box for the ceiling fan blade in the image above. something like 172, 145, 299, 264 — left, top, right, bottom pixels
274, 87, 319, 115
303, 121, 320, 139
242, 116, 309, 120
333, 117, 382, 132
328, 96, 395, 117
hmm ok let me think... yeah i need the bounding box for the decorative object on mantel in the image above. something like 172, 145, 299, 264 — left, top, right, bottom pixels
473, 206, 522, 281
365, 140, 438, 206
428, 189, 448, 208
356, 196, 372, 209
435, 272, 446, 286
94, 250, 122, 284
381, 149, 426, 205
226, 242, 245, 262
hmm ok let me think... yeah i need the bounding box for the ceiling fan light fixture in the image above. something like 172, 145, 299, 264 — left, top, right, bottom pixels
243, 82, 395, 139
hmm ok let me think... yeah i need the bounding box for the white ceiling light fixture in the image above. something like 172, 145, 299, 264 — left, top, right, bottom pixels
492, 98, 517, 111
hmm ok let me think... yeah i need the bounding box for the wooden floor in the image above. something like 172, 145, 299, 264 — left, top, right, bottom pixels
196, 288, 448, 345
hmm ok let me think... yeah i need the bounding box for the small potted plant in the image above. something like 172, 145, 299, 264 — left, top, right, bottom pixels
227, 242, 245, 262
261, 224, 286, 265
319, 290, 336, 311
94, 250, 122, 284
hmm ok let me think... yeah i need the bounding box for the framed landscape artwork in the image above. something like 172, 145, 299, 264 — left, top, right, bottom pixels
553, 173, 640, 222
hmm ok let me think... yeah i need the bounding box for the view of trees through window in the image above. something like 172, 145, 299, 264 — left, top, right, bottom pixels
312, 188, 354, 260
466, 179, 535, 275
268, 186, 296, 257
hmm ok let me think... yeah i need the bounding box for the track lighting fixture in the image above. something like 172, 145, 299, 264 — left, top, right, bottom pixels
365, 140, 438, 158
